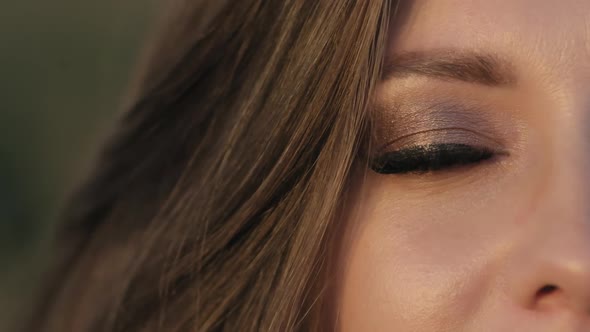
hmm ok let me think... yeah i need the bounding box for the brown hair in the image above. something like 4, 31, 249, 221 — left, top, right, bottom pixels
30, 0, 393, 330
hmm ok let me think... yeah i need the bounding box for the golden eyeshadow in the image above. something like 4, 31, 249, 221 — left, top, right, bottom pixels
370, 98, 512, 155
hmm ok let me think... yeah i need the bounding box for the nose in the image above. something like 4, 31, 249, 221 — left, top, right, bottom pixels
507, 181, 590, 315
513, 237, 590, 314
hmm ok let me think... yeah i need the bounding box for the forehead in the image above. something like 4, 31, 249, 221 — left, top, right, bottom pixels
390, 0, 590, 64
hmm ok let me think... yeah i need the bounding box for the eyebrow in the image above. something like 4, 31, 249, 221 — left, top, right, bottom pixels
382, 50, 517, 86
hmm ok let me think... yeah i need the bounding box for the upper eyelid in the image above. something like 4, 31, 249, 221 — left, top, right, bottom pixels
370, 84, 527, 162
375, 127, 506, 155
372, 99, 507, 149
374, 127, 509, 156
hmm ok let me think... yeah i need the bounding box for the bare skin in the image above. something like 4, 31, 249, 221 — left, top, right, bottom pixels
338, 1, 590, 331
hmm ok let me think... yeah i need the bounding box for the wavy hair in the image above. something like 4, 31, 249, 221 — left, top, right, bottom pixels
30, 0, 393, 330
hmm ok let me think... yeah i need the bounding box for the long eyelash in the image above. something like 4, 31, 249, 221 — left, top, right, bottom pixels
370, 143, 495, 175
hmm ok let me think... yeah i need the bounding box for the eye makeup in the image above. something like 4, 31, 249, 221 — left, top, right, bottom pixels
369, 98, 515, 176
371, 143, 496, 174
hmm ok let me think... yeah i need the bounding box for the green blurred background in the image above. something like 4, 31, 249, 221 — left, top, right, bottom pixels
1, 1, 157, 330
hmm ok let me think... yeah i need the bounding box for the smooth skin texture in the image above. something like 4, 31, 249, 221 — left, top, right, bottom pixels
338, 0, 590, 331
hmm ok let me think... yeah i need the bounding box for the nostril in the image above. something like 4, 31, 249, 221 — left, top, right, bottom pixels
536, 284, 559, 298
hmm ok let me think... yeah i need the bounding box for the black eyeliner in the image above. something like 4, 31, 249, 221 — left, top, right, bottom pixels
371, 143, 495, 174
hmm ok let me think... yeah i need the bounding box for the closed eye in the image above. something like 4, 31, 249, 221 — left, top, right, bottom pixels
370, 143, 497, 175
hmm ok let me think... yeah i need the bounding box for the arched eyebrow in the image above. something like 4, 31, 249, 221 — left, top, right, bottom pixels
382, 50, 517, 86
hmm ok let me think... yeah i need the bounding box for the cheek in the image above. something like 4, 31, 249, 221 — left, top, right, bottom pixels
336, 169, 537, 331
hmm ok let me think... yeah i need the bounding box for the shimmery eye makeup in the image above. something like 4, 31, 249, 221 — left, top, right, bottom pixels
370, 143, 496, 174
372, 100, 505, 151
369, 94, 519, 176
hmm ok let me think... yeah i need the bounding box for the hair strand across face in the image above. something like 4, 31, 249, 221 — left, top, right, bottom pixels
27, 1, 393, 331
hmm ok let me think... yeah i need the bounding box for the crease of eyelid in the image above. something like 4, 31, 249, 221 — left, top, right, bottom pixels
372, 100, 507, 146
376, 97, 504, 127
375, 127, 508, 154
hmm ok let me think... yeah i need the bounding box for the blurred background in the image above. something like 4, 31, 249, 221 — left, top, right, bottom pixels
1, 1, 157, 330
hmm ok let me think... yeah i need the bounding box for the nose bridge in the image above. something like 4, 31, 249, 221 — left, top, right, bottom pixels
544, 89, 590, 221
545, 161, 590, 229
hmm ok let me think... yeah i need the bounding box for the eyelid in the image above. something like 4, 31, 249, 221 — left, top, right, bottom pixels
374, 127, 509, 157
371, 97, 517, 155
370, 143, 500, 175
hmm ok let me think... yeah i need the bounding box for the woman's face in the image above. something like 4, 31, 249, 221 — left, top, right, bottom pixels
338, 0, 590, 330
